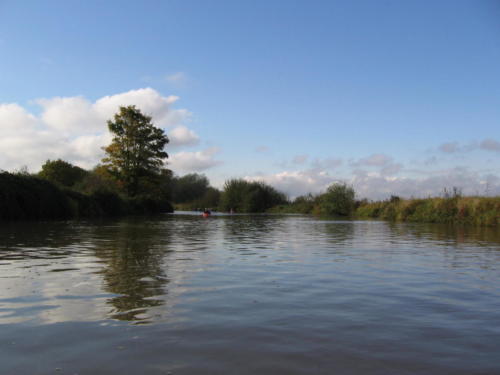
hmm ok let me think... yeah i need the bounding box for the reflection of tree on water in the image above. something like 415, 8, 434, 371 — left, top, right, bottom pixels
223, 215, 278, 238
222, 215, 282, 253
92, 218, 172, 323
321, 221, 355, 247
0, 221, 85, 259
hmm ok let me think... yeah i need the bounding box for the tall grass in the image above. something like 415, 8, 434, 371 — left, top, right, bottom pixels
356, 196, 499, 226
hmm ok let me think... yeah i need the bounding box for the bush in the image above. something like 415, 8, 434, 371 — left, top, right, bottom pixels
219, 179, 287, 213
355, 195, 499, 227
0, 172, 72, 220
171, 173, 210, 203
38, 159, 88, 188
317, 183, 355, 217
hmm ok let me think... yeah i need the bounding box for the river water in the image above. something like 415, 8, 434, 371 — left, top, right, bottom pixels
1, 213, 499, 374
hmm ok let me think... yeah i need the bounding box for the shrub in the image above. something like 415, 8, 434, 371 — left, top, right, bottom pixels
0, 172, 71, 220
317, 183, 355, 217
38, 159, 88, 188
219, 179, 287, 213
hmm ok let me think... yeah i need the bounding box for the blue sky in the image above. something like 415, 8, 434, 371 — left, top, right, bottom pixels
1, 0, 499, 198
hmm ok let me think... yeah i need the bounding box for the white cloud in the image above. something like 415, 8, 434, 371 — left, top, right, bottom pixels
37, 96, 97, 133
169, 147, 222, 172
352, 167, 500, 199
245, 166, 500, 200
0, 103, 37, 136
380, 163, 403, 176
34, 88, 189, 133
246, 169, 337, 199
168, 126, 200, 148
350, 153, 401, 177
93, 88, 185, 127
0, 88, 197, 172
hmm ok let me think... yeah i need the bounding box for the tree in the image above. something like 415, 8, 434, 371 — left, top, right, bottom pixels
318, 183, 355, 216
219, 179, 287, 213
102, 106, 169, 197
38, 159, 88, 187
172, 173, 210, 203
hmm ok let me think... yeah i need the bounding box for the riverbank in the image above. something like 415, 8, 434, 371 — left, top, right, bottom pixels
356, 196, 499, 226
0, 171, 173, 220
270, 196, 499, 227
2, 170, 498, 226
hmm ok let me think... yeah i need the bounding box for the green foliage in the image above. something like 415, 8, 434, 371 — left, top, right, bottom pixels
74, 165, 120, 195
269, 194, 317, 214
176, 187, 221, 210
102, 106, 169, 197
172, 173, 210, 203
355, 196, 500, 226
0, 172, 72, 220
292, 194, 317, 214
317, 183, 356, 217
0, 170, 173, 221
219, 179, 288, 213
38, 159, 88, 187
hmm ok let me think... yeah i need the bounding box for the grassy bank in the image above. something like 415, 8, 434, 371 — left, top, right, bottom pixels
267, 186, 499, 227
0, 172, 173, 221
355, 196, 499, 226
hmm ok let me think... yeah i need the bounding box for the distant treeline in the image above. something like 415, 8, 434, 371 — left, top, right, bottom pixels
1, 159, 498, 226
0, 161, 173, 221
170, 175, 287, 213
0, 159, 288, 220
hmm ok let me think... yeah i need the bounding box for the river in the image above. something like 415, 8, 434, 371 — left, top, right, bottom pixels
1, 213, 499, 374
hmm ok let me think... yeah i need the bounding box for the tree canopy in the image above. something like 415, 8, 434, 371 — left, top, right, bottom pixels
219, 179, 288, 213
102, 106, 169, 197
317, 183, 355, 216
38, 159, 88, 187
172, 173, 210, 203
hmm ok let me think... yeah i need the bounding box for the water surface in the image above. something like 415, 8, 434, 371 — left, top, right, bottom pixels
1, 213, 499, 374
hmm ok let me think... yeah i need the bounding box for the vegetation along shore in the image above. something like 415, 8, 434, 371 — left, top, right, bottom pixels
0, 106, 498, 226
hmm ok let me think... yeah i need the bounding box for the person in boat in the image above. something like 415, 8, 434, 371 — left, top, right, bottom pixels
203, 208, 211, 217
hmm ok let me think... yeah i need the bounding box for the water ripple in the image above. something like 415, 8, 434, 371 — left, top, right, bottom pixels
0, 215, 499, 374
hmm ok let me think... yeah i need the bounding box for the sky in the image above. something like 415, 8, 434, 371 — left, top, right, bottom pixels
1, 0, 499, 199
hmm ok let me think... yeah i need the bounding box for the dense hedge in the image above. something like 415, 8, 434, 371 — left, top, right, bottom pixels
0, 172, 72, 220
0, 172, 173, 221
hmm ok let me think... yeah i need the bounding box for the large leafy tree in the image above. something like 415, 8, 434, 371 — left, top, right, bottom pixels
102, 106, 169, 197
